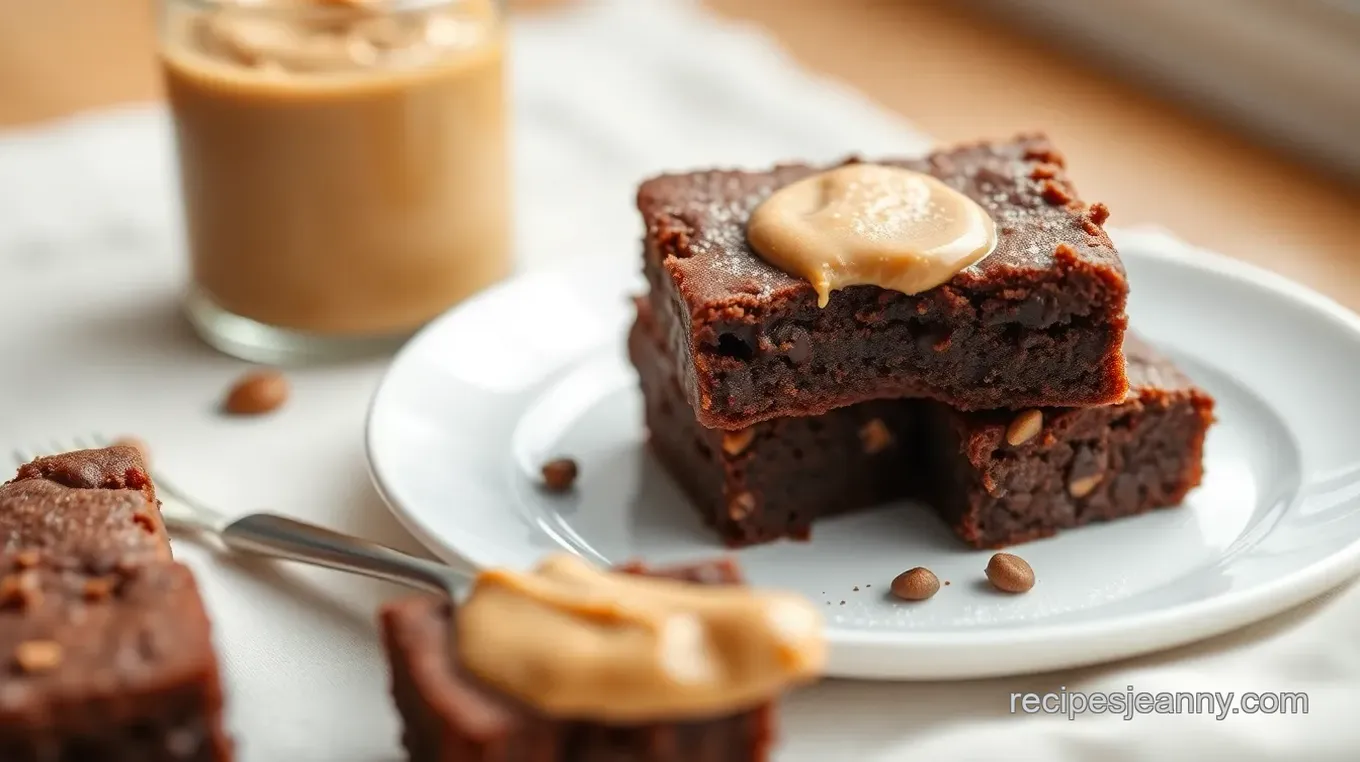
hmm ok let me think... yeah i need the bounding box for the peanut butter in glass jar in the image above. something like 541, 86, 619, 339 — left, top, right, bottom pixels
159, 0, 510, 362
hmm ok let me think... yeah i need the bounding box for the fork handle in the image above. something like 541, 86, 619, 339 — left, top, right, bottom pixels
219, 513, 471, 597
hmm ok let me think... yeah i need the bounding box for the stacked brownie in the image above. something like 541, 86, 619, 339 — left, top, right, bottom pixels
0, 446, 232, 762
633, 135, 1216, 549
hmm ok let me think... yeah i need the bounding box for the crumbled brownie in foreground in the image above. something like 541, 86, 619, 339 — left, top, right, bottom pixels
921, 335, 1216, 548
638, 134, 1129, 428
0, 447, 232, 762
380, 559, 777, 762
631, 298, 1214, 550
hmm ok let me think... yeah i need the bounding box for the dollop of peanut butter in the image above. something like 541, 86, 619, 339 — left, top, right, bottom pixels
747, 164, 997, 307
455, 554, 826, 721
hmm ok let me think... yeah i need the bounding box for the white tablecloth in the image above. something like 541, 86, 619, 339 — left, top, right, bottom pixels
0, 0, 1354, 759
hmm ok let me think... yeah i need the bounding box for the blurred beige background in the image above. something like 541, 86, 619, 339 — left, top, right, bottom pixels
3, 0, 1356, 305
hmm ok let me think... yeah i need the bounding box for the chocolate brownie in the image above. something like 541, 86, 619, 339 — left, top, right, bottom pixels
920, 336, 1216, 548
631, 298, 1214, 549
1, 446, 170, 568
0, 447, 232, 762
380, 558, 776, 762
638, 134, 1129, 428
630, 297, 914, 547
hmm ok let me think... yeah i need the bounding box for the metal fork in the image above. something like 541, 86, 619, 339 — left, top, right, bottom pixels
10, 436, 471, 597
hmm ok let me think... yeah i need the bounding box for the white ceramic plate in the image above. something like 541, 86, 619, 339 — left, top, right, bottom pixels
366, 229, 1360, 680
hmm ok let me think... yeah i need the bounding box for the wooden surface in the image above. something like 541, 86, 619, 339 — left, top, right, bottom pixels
2, 0, 1356, 305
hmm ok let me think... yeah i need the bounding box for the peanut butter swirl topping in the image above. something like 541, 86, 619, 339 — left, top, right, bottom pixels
455, 554, 826, 721
747, 163, 997, 307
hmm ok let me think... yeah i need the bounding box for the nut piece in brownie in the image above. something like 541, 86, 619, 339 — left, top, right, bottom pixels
380, 556, 821, 762
630, 297, 913, 547
0, 447, 232, 762
921, 334, 1216, 548
631, 297, 1214, 549
638, 134, 1128, 428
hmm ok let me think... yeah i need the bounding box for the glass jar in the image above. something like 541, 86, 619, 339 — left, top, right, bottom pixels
158, 0, 510, 363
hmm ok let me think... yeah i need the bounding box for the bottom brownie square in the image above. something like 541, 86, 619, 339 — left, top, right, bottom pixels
380, 558, 777, 762
920, 338, 1216, 548
631, 297, 1215, 550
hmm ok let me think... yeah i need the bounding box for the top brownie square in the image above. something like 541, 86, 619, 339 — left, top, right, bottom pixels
638, 134, 1129, 429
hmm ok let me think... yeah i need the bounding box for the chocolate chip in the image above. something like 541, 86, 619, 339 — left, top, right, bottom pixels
858, 418, 893, 455
985, 553, 1035, 593
891, 567, 940, 601
13, 640, 63, 673
540, 458, 578, 492
721, 428, 755, 456
1005, 410, 1043, 446
223, 370, 289, 416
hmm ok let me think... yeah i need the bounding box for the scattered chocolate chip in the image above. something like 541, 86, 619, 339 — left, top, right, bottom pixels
944, 580, 951, 586
721, 428, 755, 456
223, 370, 289, 416
540, 458, 579, 492
839, 600, 845, 605
890, 567, 940, 601
985, 553, 1035, 593
1005, 410, 1043, 447
13, 640, 63, 673
858, 418, 893, 455
728, 491, 755, 521
852, 586, 860, 592
1068, 472, 1104, 498
111, 436, 151, 465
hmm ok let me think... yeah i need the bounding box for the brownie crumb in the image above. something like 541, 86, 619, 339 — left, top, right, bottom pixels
223, 370, 289, 416
1041, 179, 1074, 206
540, 458, 579, 492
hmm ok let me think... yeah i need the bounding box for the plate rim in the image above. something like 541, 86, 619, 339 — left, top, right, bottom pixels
365, 229, 1360, 678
